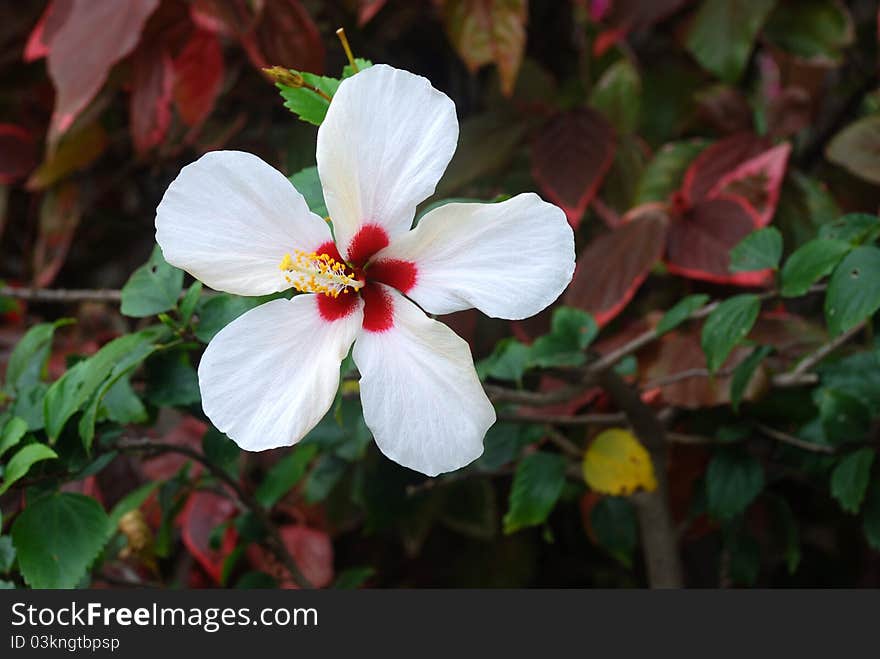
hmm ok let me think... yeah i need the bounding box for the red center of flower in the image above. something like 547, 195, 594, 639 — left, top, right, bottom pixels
315, 224, 417, 332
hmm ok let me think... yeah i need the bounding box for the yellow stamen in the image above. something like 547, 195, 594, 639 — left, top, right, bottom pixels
279, 250, 363, 298
336, 28, 358, 73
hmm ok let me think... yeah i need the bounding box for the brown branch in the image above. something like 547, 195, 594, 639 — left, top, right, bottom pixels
497, 410, 626, 426
110, 438, 314, 589
1, 286, 122, 303
755, 424, 835, 454
772, 322, 865, 388
598, 370, 683, 588
544, 427, 584, 459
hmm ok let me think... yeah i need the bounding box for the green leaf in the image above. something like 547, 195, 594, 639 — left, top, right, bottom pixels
195, 294, 263, 343
289, 166, 327, 217
503, 452, 567, 534
764, 0, 853, 60
701, 294, 761, 372
706, 449, 764, 520
475, 423, 538, 472
0, 417, 28, 459
685, 0, 776, 82
766, 494, 800, 574
145, 352, 200, 407
303, 454, 347, 503
333, 566, 375, 589
12, 493, 110, 588
179, 281, 202, 325
780, 238, 852, 297
863, 480, 880, 551
102, 377, 147, 425
0, 443, 58, 494
202, 428, 239, 478
656, 294, 710, 335
0, 536, 15, 574
729, 227, 783, 272
635, 140, 707, 204
108, 482, 160, 528
591, 496, 638, 567
815, 388, 872, 445
818, 213, 880, 245
121, 246, 184, 318
278, 73, 341, 126
730, 345, 773, 412
830, 448, 875, 514
476, 338, 531, 382
342, 59, 372, 79
529, 307, 598, 368
5, 319, 72, 393
825, 246, 880, 336
590, 58, 641, 134
725, 529, 760, 586
43, 326, 168, 443
254, 444, 318, 508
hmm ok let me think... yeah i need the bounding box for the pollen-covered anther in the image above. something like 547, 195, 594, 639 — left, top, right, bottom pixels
279, 250, 363, 298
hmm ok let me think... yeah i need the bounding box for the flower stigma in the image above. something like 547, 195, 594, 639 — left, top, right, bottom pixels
279, 249, 364, 298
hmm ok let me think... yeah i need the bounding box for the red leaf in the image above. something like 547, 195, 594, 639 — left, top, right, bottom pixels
531, 108, 616, 228
141, 416, 207, 481
180, 491, 237, 584
0, 125, 37, 184
173, 30, 224, 128
23, 0, 72, 62
129, 42, 175, 155
681, 132, 769, 205
32, 181, 81, 287
665, 195, 772, 286
707, 142, 791, 227
247, 525, 334, 589
565, 204, 669, 325
46, 0, 160, 144
358, 0, 388, 25
592, 0, 689, 55
240, 0, 324, 74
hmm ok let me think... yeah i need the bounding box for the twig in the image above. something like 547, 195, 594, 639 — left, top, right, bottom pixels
1, 286, 122, 303
772, 322, 865, 388
755, 424, 835, 454
110, 438, 314, 588
544, 427, 583, 459
498, 411, 626, 426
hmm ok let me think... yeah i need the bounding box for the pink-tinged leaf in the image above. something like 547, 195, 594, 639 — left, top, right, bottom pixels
26, 122, 108, 191
441, 0, 528, 97
189, 0, 248, 37
23, 0, 72, 62
565, 204, 669, 325
531, 108, 616, 228
130, 42, 174, 156
141, 416, 207, 481
591, 0, 690, 55
46, 0, 160, 145
358, 0, 388, 25
681, 132, 769, 205
665, 195, 773, 286
173, 30, 224, 128
708, 142, 791, 226
32, 182, 81, 287
240, 0, 324, 74
247, 525, 334, 589
180, 491, 237, 584
0, 125, 37, 184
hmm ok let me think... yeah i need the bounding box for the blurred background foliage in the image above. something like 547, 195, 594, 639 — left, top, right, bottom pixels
2, 0, 880, 589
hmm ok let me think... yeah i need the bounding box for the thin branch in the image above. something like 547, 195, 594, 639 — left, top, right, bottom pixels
773, 322, 865, 388
1, 286, 122, 303
497, 410, 626, 426
755, 424, 835, 454
544, 427, 583, 459
110, 438, 315, 588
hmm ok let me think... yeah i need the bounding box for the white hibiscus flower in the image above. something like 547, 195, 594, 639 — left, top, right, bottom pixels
155, 64, 574, 476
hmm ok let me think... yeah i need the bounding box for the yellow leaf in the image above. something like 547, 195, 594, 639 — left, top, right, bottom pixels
582, 428, 657, 496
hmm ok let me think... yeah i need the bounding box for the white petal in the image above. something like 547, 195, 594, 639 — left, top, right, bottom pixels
377, 193, 575, 319
316, 64, 458, 260
156, 150, 332, 296
199, 294, 363, 451
353, 286, 495, 476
